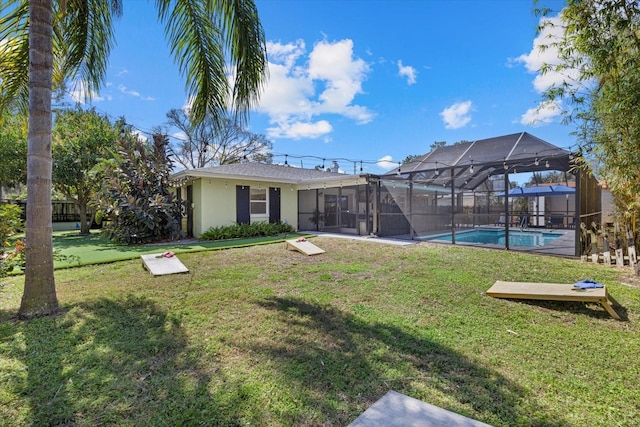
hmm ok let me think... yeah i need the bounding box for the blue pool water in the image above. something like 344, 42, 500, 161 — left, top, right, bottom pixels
422, 228, 563, 247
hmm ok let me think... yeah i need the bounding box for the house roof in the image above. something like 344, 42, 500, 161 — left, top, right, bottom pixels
171, 162, 350, 184
383, 132, 573, 191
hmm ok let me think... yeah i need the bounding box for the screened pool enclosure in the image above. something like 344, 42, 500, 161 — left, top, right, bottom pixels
297, 132, 602, 256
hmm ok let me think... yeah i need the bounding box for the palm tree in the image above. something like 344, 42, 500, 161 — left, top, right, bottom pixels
0, 0, 267, 318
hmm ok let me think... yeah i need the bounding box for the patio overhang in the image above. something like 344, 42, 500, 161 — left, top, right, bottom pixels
382, 132, 574, 192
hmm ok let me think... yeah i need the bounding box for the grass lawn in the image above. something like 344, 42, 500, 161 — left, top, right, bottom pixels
1, 237, 639, 426
43, 230, 304, 268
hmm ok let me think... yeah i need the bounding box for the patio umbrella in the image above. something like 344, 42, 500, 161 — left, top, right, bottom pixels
497, 185, 575, 197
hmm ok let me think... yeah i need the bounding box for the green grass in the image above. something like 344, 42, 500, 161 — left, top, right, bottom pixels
42, 230, 303, 269
1, 237, 639, 426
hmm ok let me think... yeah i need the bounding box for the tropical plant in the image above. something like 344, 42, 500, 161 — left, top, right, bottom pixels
200, 221, 295, 241
537, 1, 640, 220
96, 128, 183, 245
527, 171, 575, 186
52, 106, 118, 234
0, 203, 24, 277
0, 0, 267, 318
429, 141, 446, 151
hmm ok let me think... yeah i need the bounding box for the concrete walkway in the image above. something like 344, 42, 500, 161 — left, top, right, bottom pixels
311, 232, 418, 246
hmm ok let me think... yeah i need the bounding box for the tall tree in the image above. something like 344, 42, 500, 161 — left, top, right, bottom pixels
538, 1, 640, 220
52, 106, 118, 234
0, 113, 28, 195
430, 140, 446, 151
165, 108, 272, 168
0, 0, 267, 318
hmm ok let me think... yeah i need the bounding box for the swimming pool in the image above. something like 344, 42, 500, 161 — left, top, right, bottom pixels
421, 228, 563, 247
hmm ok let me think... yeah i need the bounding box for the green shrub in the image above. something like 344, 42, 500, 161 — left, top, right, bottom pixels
96, 129, 182, 245
200, 221, 295, 241
0, 204, 24, 277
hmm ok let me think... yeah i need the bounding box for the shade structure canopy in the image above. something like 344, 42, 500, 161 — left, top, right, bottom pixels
496, 184, 575, 198
382, 132, 573, 191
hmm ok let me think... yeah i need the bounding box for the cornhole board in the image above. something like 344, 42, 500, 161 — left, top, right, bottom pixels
285, 239, 325, 256
141, 253, 189, 276
486, 280, 620, 320
348, 390, 492, 427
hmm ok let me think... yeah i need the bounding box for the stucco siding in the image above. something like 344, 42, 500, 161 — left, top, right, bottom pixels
194, 178, 299, 237
279, 185, 298, 228
197, 179, 236, 235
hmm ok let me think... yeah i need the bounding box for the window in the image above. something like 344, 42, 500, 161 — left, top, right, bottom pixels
250, 188, 267, 215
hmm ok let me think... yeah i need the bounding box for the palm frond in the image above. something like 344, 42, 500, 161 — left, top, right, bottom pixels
219, 0, 268, 121
156, 0, 228, 125
0, 0, 30, 114
0, 0, 123, 111
155, 0, 267, 125
53, 0, 122, 101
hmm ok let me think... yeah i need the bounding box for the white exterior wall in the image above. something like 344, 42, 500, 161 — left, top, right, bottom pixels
193, 177, 299, 237
279, 185, 298, 229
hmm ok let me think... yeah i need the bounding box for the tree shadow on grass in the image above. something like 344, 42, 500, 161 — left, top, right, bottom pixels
0, 296, 258, 426
251, 296, 567, 426
510, 299, 628, 321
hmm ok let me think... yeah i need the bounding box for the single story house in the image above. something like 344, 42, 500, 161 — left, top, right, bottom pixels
171, 162, 368, 237
171, 132, 605, 256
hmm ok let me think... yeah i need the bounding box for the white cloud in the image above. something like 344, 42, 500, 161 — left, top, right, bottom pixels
171, 130, 188, 141
130, 129, 148, 142
181, 96, 195, 115
266, 120, 333, 140
257, 38, 375, 140
512, 13, 587, 125
440, 101, 473, 129
377, 155, 397, 170
397, 60, 417, 85
513, 15, 574, 94
68, 80, 105, 103
520, 99, 562, 126
118, 84, 155, 101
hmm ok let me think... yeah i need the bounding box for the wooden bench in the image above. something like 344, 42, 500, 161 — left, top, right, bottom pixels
486, 280, 621, 319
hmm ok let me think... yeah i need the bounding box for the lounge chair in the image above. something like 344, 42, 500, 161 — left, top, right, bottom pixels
495, 214, 506, 226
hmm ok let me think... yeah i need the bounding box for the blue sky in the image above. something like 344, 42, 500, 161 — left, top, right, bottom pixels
66, 0, 571, 175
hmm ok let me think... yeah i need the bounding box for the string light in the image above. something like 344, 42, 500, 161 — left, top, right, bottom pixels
54, 85, 584, 179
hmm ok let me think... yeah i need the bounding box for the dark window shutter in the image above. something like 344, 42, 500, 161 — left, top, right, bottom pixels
269, 187, 281, 223
236, 186, 250, 224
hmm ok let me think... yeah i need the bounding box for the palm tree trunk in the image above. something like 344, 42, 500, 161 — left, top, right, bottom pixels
19, 0, 59, 318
